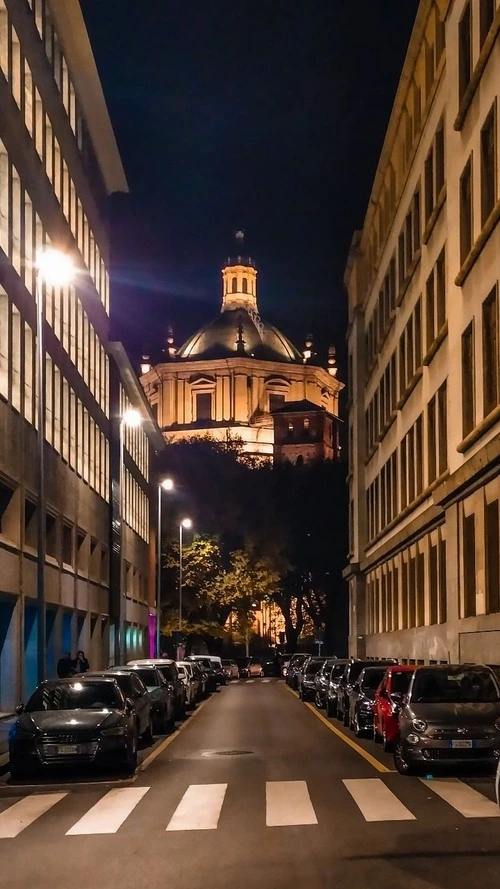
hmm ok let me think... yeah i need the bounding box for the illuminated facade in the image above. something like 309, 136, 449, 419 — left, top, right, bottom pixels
141, 242, 343, 459
0, 0, 161, 710
345, 0, 500, 664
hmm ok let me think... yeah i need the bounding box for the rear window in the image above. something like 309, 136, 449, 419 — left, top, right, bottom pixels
305, 661, 324, 675
391, 671, 414, 694
361, 669, 386, 689
133, 668, 159, 687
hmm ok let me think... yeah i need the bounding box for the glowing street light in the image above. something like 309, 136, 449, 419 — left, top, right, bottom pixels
35, 248, 75, 685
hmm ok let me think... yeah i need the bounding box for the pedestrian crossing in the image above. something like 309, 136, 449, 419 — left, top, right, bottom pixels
0, 776, 498, 839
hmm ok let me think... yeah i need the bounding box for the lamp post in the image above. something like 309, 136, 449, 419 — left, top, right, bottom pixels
35, 248, 75, 686
117, 407, 142, 664
178, 518, 192, 659
156, 477, 174, 657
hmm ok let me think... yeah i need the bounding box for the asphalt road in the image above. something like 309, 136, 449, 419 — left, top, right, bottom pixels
1, 679, 500, 889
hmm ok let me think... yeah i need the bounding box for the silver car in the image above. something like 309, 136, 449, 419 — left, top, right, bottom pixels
394, 664, 500, 775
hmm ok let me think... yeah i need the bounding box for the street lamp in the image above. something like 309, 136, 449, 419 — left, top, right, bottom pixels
117, 408, 142, 664
35, 247, 75, 686
178, 517, 192, 658
156, 477, 174, 657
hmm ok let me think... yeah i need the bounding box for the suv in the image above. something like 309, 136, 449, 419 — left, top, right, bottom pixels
337, 659, 398, 726
395, 664, 500, 775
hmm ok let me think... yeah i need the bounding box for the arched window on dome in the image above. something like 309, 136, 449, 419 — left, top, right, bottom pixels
242, 278, 248, 294
232, 277, 237, 293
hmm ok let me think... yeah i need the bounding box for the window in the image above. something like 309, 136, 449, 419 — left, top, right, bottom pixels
242, 278, 248, 294
195, 392, 212, 421
458, 3, 472, 102
462, 323, 475, 437
480, 106, 496, 226
231, 277, 237, 293
485, 500, 500, 613
463, 513, 476, 616
429, 543, 438, 625
439, 537, 447, 623
482, 286, 499, 416
424, 121, 445, 225
459, 157, 473, 263
269, 394, 285, 412
428, 393, 437, 484
437, 381, 447, 475
480, 0, 495, 47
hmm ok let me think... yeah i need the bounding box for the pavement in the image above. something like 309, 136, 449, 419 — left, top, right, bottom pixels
1, 679, 500, 889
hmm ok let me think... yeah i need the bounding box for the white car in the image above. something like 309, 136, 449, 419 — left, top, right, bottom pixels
177, 661, 200, 708
221, 659, 239, 680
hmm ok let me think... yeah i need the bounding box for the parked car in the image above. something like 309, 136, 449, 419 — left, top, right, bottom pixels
496, 755, 500, 808
186, 656, 218, 693
373, 665, 416, 750
337, 659, 398, 726
285, 653, 309, 689
207, 656, 227, 686
394, 664, 500, 775
188, 655, 226, 687
116, 664, 175, 733
9, 677, 138, 780
221, 659, 239, 680
325, 659, 350, 717
348, 665, 389, 737
128, 659, 186, 719
176, 662, 199, 709
299, 658, 326, 701
84, 670, 153, 744
238, 658, 264, 678
262, 657, 281, 677
314, 658, 337, 709
191, 661, 209, 698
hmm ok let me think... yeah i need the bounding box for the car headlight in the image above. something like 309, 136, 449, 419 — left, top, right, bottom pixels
101, 726, 126, 737
407, 733, 420, 746
412, 719, 427, 733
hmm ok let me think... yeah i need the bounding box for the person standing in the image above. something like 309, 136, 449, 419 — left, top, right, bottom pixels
73, 650, 89, 673
57, 652, 74, 678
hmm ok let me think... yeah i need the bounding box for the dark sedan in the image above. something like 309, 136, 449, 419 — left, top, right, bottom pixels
9, 677, 138, 780
314, 658, 337, 709
84, 670, 153, 744
348, 665, 388, 737
325, 659, 350, 717
111, 665, 175, 733
337, 659, 398, 726
299, 658, 326, 701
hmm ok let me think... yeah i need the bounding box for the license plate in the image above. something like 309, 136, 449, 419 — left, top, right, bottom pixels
451, 739, 473, 749
57, 744, 78, 755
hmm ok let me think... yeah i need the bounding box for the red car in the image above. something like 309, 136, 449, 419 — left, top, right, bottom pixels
373, 665, 416, 751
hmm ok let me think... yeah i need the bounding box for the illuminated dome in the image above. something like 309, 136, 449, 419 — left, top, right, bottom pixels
177, 236, 301, 363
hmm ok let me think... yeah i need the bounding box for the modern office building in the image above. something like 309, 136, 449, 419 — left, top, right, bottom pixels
0, 0, 162, 711
141, 235, 343, 460
345, 0, 499, 664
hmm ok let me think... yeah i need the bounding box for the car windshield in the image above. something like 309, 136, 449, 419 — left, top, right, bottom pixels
133, 668, 159, 687
26, 682, 123, 712
411, 668, 500, 703
361, 669, 386, 689
391, 671, 414, 693
330, 663, 346, 679
109, 675, 134, 696
305, 661, 324, 675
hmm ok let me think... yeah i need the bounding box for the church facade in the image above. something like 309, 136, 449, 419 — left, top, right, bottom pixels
140, 242, 343, 460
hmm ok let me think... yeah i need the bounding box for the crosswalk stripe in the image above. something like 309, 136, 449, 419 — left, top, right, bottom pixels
246, 680, 255, 684
266, 780, 318, 826
343, 778, 415, 822
262, 679, 271, 683
0, 793, 67, 838
166, 784, 227, 831
420, 777, 500, 818
66, 787, 149, 835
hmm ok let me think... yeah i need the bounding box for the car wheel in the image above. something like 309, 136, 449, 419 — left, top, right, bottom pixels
382, 724, 393, 752
343, 706, 349, 727
143, 715, 154, 746
315, 692, 323, 709
326, 698, 336, 718
354, 711, 364, 738
9, 764, 31, 782
394, 742, 416, 776
349, 711, 355, 731
123, 730, 138, 774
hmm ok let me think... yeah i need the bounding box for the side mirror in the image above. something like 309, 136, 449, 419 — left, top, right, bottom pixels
15, 703, 24, 715
125, 698, 134, 715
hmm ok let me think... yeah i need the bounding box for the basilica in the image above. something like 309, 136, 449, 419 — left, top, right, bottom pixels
140, 237, 343, 461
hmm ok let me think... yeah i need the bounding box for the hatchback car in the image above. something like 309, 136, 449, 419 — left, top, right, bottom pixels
238, 658, 264, 678
299, 658, 326, 701
348, 665, 389, 737
115, 664, 175, 733
128, 659, 186, 719
394, 664, 500, 775
373, 665, 416, 750
314, 658, 337, 709
9, 677, 138, 780
84, 670, 153, 744
221, 659, 239, 680
337, 659, 398, 726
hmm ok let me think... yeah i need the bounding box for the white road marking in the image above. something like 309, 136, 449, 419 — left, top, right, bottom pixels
343, 778, 415, 822
262, 679, 271, 683
420, 777, 500, 818
246, 680, 255, 684
0, 793, 67, 838
266, 780, 318, 826
166, 784, 227, 831
66, 787, 149, 835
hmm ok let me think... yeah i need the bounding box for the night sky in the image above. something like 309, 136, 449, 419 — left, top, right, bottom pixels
80, 1, 419, 373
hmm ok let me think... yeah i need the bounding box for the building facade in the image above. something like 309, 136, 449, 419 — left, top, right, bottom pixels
141, 241, 343, 459
271, 399, 340, 464
0, 0, 161, 710
345, 0, 499, 664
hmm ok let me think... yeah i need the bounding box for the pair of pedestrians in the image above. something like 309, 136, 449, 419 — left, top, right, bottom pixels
56, 651, 90, 678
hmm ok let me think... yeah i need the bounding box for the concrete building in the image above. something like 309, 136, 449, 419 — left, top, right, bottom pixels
0, 0, 162, 711
271, 399, 340, 464
345, 0, 500, 664
141, 236, 343, 460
